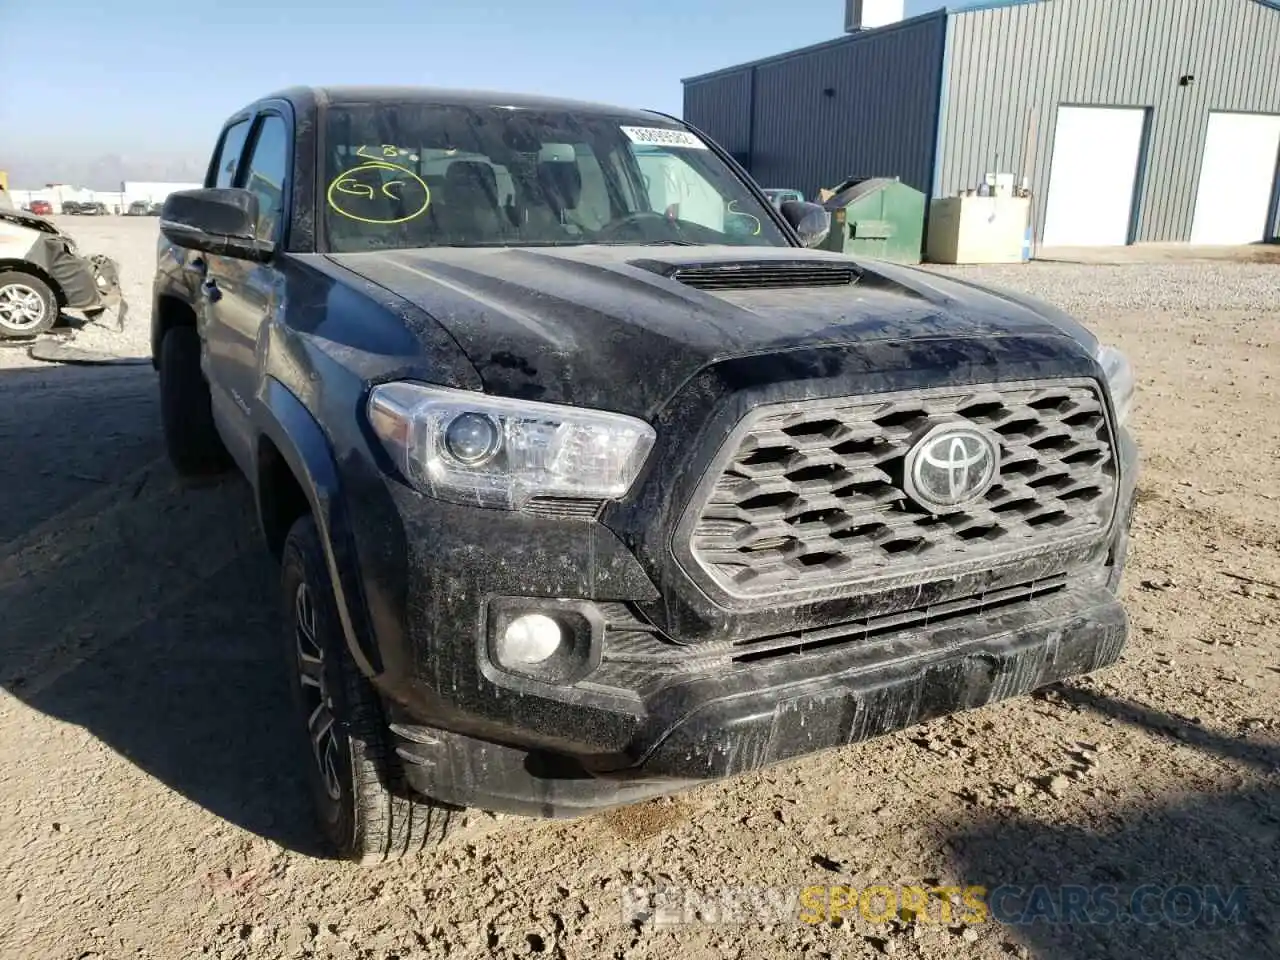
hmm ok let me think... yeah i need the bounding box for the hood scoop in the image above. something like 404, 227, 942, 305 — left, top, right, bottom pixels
634, 258, 860, 291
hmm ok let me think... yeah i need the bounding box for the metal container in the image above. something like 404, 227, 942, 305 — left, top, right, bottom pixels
819, 176, 926, 264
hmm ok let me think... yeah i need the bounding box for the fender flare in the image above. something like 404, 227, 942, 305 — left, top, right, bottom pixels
257, 376, 383, 677
151, 279, 197, 369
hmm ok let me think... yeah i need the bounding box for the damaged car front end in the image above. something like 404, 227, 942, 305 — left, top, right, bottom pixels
0, 208, 127, 338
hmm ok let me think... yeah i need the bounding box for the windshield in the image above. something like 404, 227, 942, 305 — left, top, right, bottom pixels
321, 103, 790, 252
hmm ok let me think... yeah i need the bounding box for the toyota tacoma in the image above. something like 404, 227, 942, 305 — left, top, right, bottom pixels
152, 86, 1138, 863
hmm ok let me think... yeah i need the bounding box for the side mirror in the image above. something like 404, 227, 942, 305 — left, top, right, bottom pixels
779, 200, 831, 249
159, 188, 273, 261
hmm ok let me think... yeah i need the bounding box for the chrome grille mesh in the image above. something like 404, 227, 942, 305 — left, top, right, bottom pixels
685, 380, 1118, 598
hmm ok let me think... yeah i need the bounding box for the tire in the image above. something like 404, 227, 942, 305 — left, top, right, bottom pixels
281, 514, 461, 863
0, 270, 58, 338
158, 325, 231, 476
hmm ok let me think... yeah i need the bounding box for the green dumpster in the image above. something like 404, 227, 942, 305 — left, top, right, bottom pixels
819, 176, 926, 264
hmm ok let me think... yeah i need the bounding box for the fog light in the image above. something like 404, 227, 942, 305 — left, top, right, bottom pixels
498, 614, 563, 665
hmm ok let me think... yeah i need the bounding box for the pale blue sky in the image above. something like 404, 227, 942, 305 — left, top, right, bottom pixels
1, 0, 945, 180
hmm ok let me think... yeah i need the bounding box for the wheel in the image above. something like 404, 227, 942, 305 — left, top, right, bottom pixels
281, 514, 461, 863
0, 271, 58, 338
158, 325, 231, 476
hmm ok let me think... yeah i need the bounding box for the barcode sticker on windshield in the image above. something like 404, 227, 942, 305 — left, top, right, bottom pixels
620, 126, 708, 149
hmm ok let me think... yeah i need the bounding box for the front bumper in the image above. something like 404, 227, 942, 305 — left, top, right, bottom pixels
68, 253, 127, 325
27, 231, 126, 325
389, 581, 1126, 816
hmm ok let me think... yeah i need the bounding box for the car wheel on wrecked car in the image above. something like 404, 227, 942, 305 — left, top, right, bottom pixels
280, 514, 462, 864
158, 326, 232, 475
0, 271, 58, 337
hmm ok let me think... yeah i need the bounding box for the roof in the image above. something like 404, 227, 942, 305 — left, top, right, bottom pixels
260, 85, 673, 124
681, 10, 946, 85
949, 0, 1279, 12
683, 0, 1279, 84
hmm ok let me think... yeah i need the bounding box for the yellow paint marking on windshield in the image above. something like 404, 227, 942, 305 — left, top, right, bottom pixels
354, 144, 404, 160
335, 179, 375, 199
326, 159, 431, 224
727, 199, 762, 236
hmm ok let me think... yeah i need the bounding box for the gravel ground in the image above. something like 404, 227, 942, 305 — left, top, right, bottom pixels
1, 217, 1277, 960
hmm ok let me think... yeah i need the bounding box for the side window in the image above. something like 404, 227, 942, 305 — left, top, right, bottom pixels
241, 115, 290, 240
211, 120, 252, 189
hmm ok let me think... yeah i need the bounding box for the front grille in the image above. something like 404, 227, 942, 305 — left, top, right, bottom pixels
589, 574, 1082, 695
729, 574, 1068, 664
684, 380, 1118, 599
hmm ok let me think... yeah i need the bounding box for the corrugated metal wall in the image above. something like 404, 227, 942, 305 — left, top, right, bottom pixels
683, 13, 947, 200
682, 70, 754, 165
938, 0, 1280, 243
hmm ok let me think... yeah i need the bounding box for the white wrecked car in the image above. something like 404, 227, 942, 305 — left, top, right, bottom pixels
0, 208, 126, 338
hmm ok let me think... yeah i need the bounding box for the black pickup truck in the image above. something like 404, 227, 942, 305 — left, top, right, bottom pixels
152, 86, 1138, 863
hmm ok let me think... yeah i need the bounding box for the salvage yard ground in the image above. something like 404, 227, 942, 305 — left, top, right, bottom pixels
0, 217, 1277, 960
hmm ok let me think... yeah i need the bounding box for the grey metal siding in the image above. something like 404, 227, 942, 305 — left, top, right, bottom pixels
938, 0, 1280, 243
682, 70, 754, 164
684, 13, 947, 201
751, 16, 947, 198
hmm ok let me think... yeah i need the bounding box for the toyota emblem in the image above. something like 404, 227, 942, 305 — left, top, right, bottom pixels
902, 424, 1001, 513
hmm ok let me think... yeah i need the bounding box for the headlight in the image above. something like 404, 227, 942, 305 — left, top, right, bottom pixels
367, 382, 657, 509
1095, 344, 1135, 426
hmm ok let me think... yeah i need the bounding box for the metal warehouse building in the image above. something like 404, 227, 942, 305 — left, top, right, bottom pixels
683, 0, 1280, 246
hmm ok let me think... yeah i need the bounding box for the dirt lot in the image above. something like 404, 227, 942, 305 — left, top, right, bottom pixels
1, 217, 1277, 960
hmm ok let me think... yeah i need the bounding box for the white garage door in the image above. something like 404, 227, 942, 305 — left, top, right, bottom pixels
1191, 112, 1280, 245
1042, 106, 1148, 247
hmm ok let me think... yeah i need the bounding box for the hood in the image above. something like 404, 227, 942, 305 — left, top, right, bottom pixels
0, 208, 63, 236
326, 245, 1094, 417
